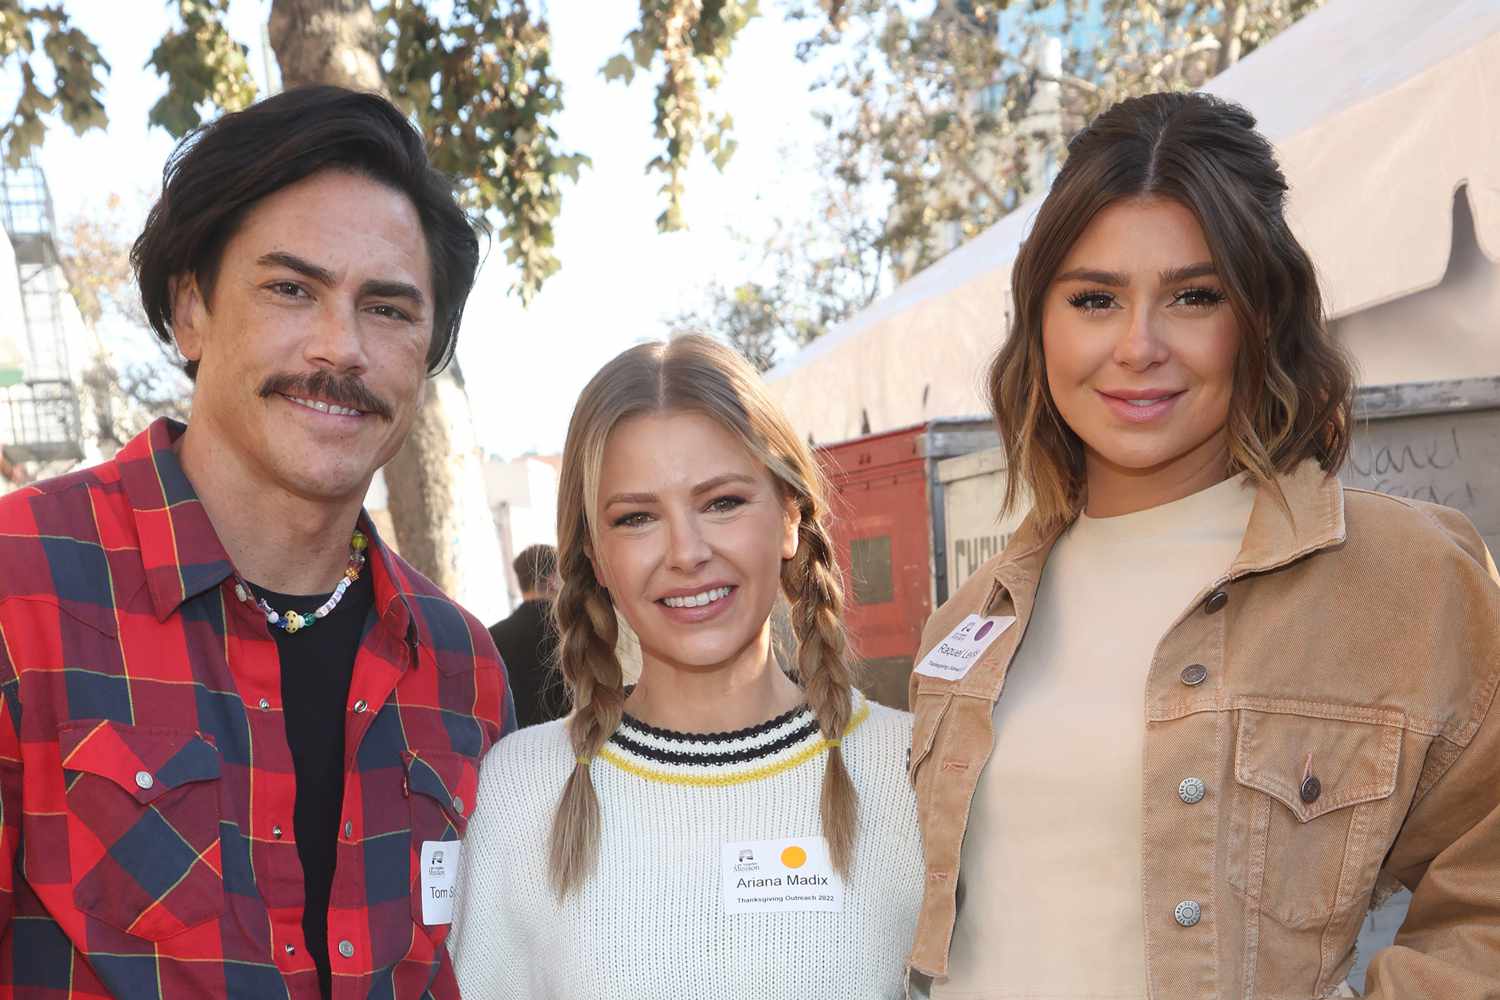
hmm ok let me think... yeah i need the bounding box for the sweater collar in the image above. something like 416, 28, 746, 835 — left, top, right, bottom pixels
598, 690, 871, 786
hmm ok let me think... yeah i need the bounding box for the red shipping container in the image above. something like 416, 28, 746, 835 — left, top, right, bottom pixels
815, 418, 996, 708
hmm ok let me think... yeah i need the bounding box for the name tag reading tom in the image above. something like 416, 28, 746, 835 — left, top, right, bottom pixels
913, 614, 1015, 681
420, 840, 462, 925
723, 836, 843, 914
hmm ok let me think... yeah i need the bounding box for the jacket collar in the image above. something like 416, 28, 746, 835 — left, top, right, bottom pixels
1227, 458, 1347, 577
120, 418, 419, 646
985, 459, 1347, 611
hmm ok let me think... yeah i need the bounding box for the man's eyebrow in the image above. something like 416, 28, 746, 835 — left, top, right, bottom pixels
258, 252, 427, 309
1054, 267, 1129, 286
360, 279, 427, 309
257, 251, 335, 286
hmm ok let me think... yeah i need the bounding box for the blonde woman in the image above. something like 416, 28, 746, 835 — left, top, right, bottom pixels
451, 335, 922, 999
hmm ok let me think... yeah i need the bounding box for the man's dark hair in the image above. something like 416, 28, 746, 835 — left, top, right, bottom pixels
131, 85, 481, 379
514, 543, 558, 596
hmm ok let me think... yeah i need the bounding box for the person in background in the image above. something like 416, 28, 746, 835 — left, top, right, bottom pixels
908, 91, 1500, 999
0, 86, 512, 999
490, 543, 568, 727
450, 335, 923, 999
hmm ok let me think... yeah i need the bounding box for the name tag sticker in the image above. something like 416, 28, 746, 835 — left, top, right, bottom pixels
722, 836, 843, 914
420, 840, 461, 925
913, 614, 1015, 681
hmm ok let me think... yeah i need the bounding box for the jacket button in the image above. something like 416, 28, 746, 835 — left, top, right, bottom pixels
343, 820, 354, 839
1300, 775, 1322, 804
1174, 900, 1202, 927
1178, 777, 1206, 804
338, 939, 355, 959
353, 699, 368, 714
1203, 590, 1229, 614
1180, 664, 1208, 686
284, 942, 296, 955
258, 698, 271, 711
134, 770, 154, 790
272, 824, 283, 839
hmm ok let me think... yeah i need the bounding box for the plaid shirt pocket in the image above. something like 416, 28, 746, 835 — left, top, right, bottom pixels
402, 749, 477, 924
58, 720, 225, 941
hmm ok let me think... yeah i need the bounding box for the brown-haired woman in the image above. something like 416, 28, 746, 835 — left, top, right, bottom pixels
450, 335, 922, 998
908, 92, 1500, 999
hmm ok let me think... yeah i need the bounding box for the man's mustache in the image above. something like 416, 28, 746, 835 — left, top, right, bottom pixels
258, 370, 394, 421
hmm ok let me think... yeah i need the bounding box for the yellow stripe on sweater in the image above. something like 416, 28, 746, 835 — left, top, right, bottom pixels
598, 699, 871, 787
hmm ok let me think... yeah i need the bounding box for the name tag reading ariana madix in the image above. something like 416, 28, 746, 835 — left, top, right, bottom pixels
723, 836, 844, 914
913, 614, 1015, 682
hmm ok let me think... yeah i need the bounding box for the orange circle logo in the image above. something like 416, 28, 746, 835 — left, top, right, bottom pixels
780, 845, 808, 869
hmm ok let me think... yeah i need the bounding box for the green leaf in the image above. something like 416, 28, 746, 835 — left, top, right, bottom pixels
601, 53, 635, 83
146, 0, 257, 137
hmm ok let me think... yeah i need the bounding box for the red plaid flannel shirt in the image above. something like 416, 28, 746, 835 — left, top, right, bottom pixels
0, 419, 513, 998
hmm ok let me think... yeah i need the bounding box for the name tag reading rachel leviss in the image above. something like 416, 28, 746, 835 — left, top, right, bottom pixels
723, 836, 843, 914
913, 614, 1016, 682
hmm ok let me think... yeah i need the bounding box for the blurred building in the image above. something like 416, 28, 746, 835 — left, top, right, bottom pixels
483, 453, 561, 610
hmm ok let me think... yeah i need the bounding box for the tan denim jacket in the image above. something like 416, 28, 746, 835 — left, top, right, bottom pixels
907, 461, 1500, 998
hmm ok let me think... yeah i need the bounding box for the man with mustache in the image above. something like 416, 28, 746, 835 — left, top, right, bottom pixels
0, 86, 513, 998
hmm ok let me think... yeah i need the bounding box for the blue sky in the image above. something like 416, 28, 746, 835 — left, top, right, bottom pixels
24, 0, 832, 459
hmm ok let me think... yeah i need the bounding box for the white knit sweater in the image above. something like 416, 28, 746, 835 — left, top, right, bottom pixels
449, 690, 922, 999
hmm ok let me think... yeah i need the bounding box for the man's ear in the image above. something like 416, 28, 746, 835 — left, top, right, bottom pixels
169, 274, 207, 363
781, 496, 802, 561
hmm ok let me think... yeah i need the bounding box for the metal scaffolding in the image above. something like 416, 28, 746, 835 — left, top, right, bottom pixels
0, 160, 82, 465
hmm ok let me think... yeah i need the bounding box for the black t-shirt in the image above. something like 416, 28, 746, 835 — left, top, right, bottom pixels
249, 569, 374, 1000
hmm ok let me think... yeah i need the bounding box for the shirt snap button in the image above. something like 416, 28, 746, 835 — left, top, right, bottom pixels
1174, 900, 1202, 927
134, 770, 154, 790
1203, 590, 1229, 614
1300, 775, 1322, 804
284, 942, 296, 955
1178, 777, 1206, 804
338, 939, 355, 959
1180, 664, 1208, 686
272, 824, 283, 839
353, 699, 368, 714
257, 698, 271, 711
343, 820, 354, 839
451, 796, 465, 815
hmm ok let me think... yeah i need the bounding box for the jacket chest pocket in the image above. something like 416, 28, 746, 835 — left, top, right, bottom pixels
1228, 709, 1401, 929
57, 720, 225, 941
402, 749, 477, 927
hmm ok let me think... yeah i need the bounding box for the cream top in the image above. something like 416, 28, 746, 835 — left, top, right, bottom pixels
933, 474, 1256, 999
451, 690, 924, 999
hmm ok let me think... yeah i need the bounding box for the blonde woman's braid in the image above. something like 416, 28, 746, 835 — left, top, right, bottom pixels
547, 550, 624, 896
782, 499, 859, 875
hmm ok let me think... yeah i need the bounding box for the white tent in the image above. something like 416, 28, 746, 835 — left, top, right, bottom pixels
766, 0, 1500, 443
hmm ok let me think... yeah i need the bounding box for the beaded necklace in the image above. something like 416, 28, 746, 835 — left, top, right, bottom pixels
233, 530, 368, 634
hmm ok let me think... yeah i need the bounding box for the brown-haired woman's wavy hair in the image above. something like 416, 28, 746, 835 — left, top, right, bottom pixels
991, 91, 1355, 528
547, 334, 857, 897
